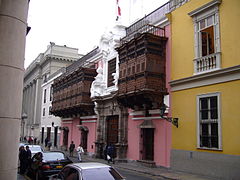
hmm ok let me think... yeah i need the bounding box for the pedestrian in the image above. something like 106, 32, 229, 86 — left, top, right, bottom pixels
76, 144, 84, 162
26, 145, 32, 170
106, 144, 116, 164
47, 141, 52, 151
34, 137, 37, 144
19, 146, 28, 175
45, 137, 49, 147
24, 136, 27, 143
104, 144, 108, 160
28, 152, 43, 179
69, 141, 75, 157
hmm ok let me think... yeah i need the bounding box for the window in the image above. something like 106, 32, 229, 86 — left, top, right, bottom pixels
199, 16, 215, 57
49, 106, 52, 115
188, 0, 221, 74
50, 86, 53, 101
43, 108, 45, 116
44, 89, 47, 103
197, 93, 221, 149
107, 58, 116, 87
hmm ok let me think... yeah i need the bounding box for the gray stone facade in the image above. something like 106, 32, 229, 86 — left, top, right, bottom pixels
93, 93, 128, 161
171, 149, 240, 180
22, 43, 81, 140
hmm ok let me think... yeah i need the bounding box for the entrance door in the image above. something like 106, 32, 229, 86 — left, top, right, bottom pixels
141, 128, 154, 161
41, 127, 44, 144
106, 115, 119, 144
47, 127, 51, 140
54, 127, 58, 147
81, 130, 88, 151
63, 129, 69, 148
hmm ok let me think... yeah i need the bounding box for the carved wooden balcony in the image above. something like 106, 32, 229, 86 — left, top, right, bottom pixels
116, 31, 168, 110
51, 67, 97, 118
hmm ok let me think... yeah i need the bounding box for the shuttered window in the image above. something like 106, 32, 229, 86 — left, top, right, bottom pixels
108, 58, 116, 87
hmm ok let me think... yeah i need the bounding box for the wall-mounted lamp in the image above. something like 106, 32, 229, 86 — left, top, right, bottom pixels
160, 104, 179, 128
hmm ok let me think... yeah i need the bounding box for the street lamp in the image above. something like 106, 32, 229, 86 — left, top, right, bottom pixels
21, 113, 28, 140
160, 104, 179, 128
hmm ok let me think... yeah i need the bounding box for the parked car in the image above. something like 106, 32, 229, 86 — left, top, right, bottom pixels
49, 162, 125, 180
27, 145, 44, 157
28, 151, 72, 180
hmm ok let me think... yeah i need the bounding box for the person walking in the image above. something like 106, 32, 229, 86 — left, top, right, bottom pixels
106, 144, 116, 164
45, 137, 49, 148
19, 146, 28, 175
47, 140, 52, 151
76, 144, 84, 162
69, 141, 75, 157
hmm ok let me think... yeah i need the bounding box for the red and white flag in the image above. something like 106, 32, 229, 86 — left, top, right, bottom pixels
116, 0, 121, 21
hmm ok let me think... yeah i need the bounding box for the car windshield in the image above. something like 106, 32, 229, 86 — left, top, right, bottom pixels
82, 167, 124, 180
43, 153, 65, 161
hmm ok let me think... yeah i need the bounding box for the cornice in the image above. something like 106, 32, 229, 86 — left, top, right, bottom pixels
188, 0, 221, 17
170, 65, 240, 91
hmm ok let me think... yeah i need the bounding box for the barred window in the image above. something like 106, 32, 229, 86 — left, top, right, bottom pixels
198, 93, 221, 149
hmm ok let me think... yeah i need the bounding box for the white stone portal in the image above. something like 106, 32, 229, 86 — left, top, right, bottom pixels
91, 22, 126, 98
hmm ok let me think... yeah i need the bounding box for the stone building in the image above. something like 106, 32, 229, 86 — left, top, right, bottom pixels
22, 43, 81, 142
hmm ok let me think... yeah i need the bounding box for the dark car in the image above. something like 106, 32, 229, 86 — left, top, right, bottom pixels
49, 162, 125, 180
29, 151, 72, 180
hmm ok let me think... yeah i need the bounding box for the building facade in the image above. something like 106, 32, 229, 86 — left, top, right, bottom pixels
22, 43, 81, 142
51, 2, 176, 168
169, 0, 240, 179
41, 67, 66, 147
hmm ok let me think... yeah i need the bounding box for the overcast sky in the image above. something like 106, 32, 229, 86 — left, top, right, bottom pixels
25, 0, 168, 68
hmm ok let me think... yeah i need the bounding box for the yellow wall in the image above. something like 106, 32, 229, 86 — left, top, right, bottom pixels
220, 0, 240, 68
170, 0, 240, 156
172, 81, 240, 155
170, 0, 240, 80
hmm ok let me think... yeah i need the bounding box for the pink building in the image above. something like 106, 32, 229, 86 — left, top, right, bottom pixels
52, 2, 174, 168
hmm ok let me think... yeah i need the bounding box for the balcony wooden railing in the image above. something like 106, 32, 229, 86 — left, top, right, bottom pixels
116, 32, 168, 110
51, 67, 97, 117
121, 24, 165, 46
125, 2, 170, 36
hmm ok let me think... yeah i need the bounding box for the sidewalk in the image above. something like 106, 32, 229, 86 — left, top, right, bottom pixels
67, 151, 217, 180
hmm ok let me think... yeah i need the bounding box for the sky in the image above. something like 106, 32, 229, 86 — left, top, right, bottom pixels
25, 0, 169, 68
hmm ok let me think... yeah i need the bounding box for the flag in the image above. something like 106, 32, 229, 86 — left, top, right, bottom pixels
116, 0, 121, 21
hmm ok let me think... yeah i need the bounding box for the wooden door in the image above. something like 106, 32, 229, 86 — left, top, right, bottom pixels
142, 128, 154, 161
106, 115, 119, 144
81, 130, 88, 151
63, 129, 69, 147
47, 127, 51, 140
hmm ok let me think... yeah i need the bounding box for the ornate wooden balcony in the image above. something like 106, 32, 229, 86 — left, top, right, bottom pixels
116, 31, 168, 110
51, 67, 97, 118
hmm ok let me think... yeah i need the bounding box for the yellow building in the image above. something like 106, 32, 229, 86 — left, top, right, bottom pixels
168, 0, 240, 179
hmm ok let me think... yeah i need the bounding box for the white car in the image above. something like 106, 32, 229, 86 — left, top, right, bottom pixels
49, 162, 125, 180
25, 145, 43, 157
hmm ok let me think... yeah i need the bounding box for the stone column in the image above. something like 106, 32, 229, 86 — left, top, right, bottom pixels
116, 105, 128, 161
0, 0, 29, 179
95, 114, 105, 158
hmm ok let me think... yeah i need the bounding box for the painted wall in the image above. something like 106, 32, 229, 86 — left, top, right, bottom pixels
170, 0, 240, 80
127, 113, 172, 167
171, 81, 240, 155
127, 24, 172, 167
127, 113, 141, 160
60, 118, 97, 154
82, 121, 97, 155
